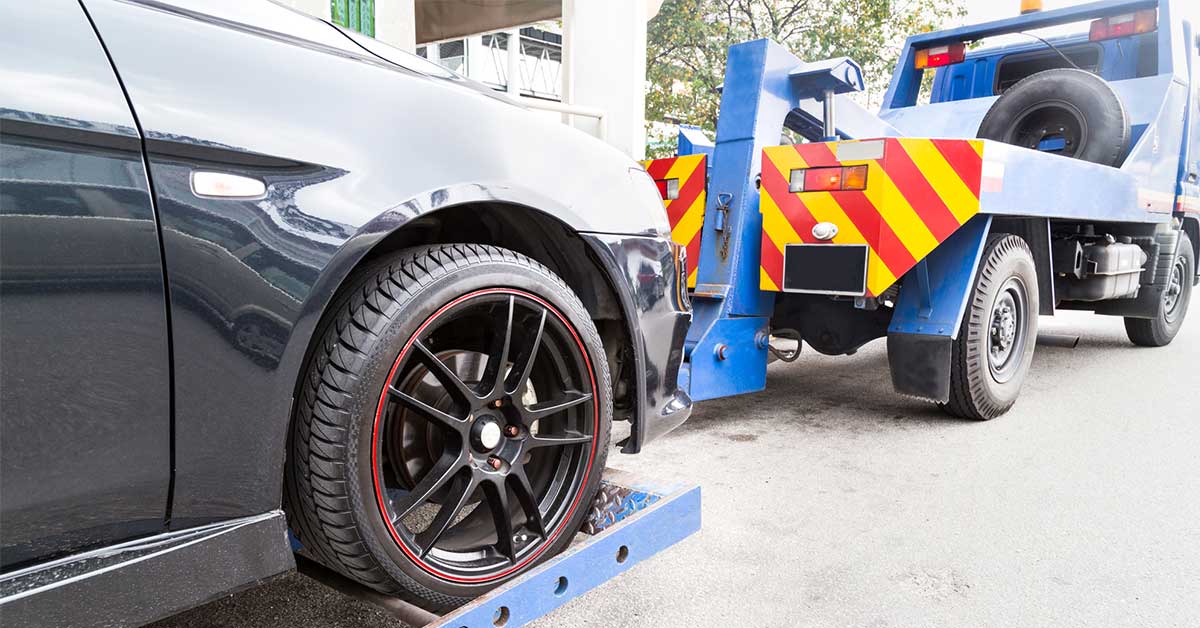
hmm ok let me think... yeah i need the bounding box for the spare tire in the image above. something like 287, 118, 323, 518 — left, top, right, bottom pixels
977, 68, 1130, 166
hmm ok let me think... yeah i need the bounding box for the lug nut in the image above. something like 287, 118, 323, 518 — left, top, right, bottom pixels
493, 399, 503, 408
504, 425, 520, 437
487, 457, 502, 470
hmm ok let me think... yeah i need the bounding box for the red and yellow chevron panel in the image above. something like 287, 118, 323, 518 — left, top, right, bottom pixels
759, 138, 983, 297
641, 154, 707, 288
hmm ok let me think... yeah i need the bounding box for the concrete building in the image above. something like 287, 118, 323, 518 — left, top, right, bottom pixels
277, 0, 661, 159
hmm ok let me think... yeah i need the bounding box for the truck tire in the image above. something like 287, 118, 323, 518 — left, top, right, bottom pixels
977, 68, 1130, 167
1125, 231, 1194, 346
942, 235, 1039, 420
284, 244, 611, 611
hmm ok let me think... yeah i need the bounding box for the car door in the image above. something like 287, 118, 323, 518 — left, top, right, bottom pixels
0, 0, 172, 568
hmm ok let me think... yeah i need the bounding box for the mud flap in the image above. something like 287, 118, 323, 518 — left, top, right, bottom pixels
886, 215, 992, 402
887, 332, 953, 402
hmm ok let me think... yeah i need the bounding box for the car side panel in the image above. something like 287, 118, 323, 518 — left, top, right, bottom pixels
0, 0, 171, 567
83, 0, 662, 524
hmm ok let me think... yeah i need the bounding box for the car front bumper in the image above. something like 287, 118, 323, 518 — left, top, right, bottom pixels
583, 233, 693, 453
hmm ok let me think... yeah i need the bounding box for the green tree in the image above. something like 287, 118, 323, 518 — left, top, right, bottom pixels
646, 0, 965, 157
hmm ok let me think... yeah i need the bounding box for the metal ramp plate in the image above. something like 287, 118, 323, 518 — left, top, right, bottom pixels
301, 469, 700, 628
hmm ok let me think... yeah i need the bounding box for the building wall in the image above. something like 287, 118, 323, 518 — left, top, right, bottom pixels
278, 0, 650, 159
562, 0, 649, 159
280, 0, 415, 50
375, 0, 416, 51
274, 0, 329, 21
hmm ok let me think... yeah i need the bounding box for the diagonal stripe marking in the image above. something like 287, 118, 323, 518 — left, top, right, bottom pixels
932, 139, 983, 198
898, 139, 980, 224
802, 143, 916, 278
879, 141, 961, 239
645, 156, 675, 181
860, 162, 940, 260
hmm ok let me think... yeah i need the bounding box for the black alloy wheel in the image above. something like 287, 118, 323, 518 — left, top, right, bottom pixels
373, 290, 599, 583
284, 245, 611, 610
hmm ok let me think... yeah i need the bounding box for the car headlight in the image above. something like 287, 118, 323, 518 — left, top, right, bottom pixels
628, 166, 674, 240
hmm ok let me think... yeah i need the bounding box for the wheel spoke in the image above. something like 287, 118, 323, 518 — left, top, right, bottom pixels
524, 391, 592, 423
482, 478, 516, 564
390, 386, 465, 431
390, 453, 465, 521
504, 308, 546, 396
480, 296, 515, 398
508, 468, 546, 537
526, 429, 593, 450
415, 473, 478, 557
411, 340, 478, 404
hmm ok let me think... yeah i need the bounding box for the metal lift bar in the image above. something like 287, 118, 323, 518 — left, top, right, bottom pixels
301, 470, 700, 628
683, 39, 816, 402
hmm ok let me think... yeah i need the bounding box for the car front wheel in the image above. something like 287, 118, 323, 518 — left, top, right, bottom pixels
284, 244, 611, 610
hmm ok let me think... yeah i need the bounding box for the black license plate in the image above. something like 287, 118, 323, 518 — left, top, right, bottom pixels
782, 244, 868, 295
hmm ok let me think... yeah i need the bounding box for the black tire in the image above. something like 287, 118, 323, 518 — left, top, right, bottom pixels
284, 244, 612, 611
1125, 231, 1194, 346
978, 68, 1130, 166
942, 235, 1040, 420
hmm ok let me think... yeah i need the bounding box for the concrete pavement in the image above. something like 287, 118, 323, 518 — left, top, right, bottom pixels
155, 310, 1200, 628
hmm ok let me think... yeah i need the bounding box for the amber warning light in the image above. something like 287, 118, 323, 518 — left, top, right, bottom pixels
788, 165, 868, 193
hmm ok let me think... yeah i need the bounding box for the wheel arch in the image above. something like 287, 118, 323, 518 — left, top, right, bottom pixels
282, 192, 640, 482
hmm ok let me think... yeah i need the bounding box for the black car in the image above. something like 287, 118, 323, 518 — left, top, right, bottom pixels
0, 0, 692, 623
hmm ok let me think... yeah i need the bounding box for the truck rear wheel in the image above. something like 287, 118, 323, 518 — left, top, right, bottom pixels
1125, 231, 1194, 346
284, 244, 611, 611
942, 235, 1039, 420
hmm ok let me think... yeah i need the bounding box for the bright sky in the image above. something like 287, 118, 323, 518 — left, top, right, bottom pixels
962, 0, 1200, 26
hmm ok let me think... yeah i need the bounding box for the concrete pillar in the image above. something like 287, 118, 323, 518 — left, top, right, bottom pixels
506, 29, 522, 96
561, 0, 649, 159
376, 0, 416, 52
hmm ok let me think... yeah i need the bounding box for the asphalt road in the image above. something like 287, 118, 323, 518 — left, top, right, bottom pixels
155, 310, 1200, 628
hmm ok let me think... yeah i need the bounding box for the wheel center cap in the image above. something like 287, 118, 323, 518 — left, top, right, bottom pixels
478, 420, 502, 450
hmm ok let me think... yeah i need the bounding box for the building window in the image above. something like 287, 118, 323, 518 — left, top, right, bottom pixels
331, 0, 374, 37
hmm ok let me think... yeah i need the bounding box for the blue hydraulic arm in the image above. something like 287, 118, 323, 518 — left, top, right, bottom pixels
682, 40, 866, 401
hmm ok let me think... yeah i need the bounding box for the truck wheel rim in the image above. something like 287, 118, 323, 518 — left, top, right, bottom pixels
371, 289, 599, 583
1164, 257, 1185, 322
1007, 100, 1087, 158
987, 278, 1028, 384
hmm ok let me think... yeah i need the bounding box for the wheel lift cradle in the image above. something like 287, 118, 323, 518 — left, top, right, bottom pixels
647, 0, 1200, 405
297, 470, 700, 628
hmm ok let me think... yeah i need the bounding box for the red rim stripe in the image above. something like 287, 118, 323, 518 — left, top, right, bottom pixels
370, 288, 599, 584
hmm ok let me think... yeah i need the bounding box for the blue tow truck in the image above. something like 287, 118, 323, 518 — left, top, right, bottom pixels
649, 0, 1199, 418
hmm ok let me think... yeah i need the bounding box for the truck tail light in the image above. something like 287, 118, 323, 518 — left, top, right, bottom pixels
914, 43, 966, 70
789, 165, 869, 193
1089, 9, 1156, 41
655, 178, 679, 200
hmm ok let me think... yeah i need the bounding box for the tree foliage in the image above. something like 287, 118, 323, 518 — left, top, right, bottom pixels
646, 0, 966, 156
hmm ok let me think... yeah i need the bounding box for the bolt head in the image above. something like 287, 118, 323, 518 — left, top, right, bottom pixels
487, 457, 502, 470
